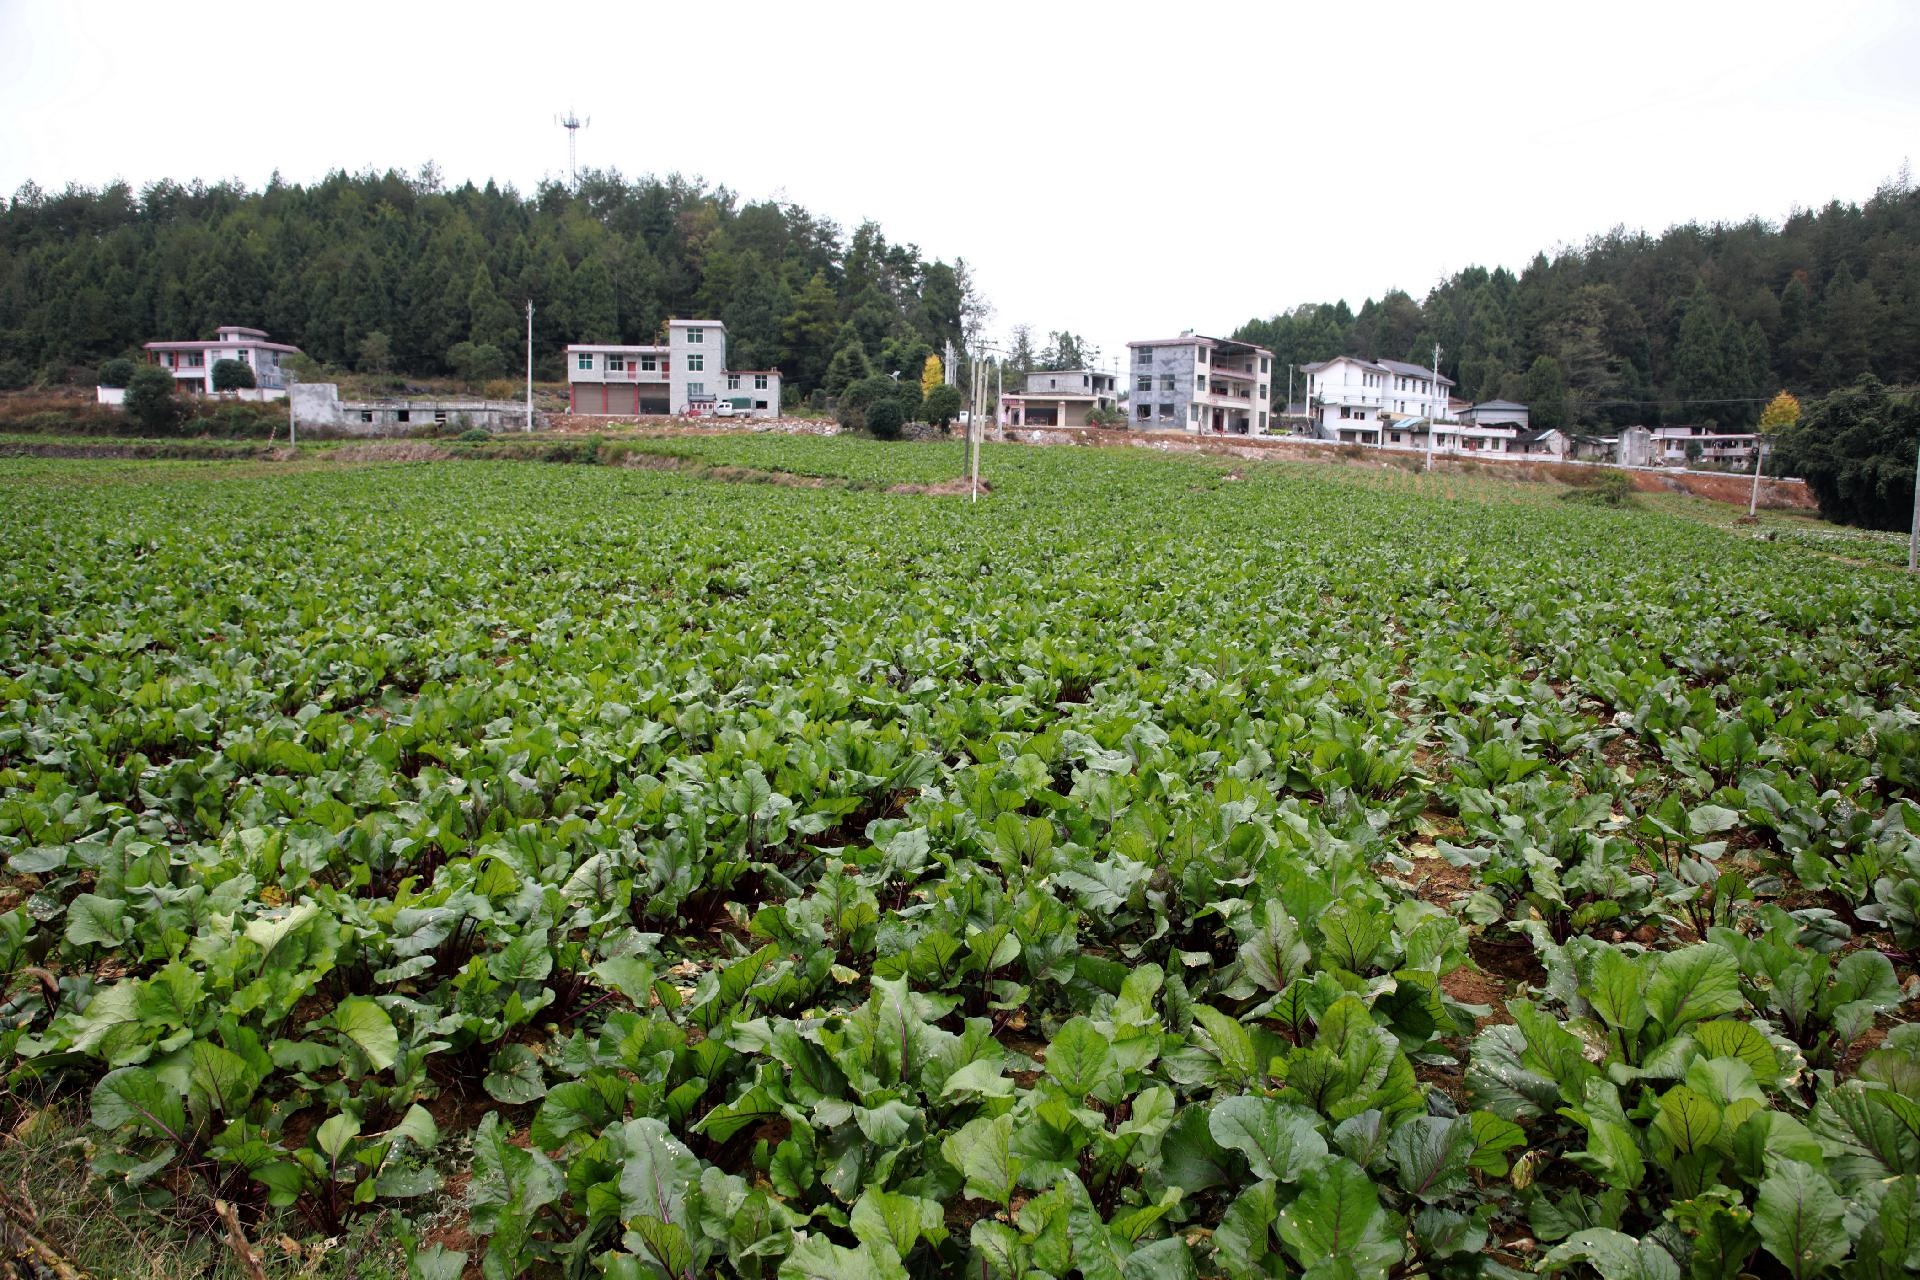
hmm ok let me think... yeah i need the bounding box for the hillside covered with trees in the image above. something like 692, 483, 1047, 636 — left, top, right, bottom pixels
1237, 174, 1920, 431
0, 167, 985, 400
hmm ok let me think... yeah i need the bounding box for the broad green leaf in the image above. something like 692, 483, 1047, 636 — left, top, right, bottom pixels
1754, 1159, 1850, 1280
1209, 1095, 1329, 1183
941, 1113, 1020, 1206
1045, 1016, 1115, 1098
1645, 944, 1742, 1032
1386, 1115, 1473, 1202
65, 893, 131, 948
332, 996, 398, 1073
483, 1042, 547, 1104
1541, 1228, 1681, 1280
89, 1066, 184, 1141
1654, 1084, 1722, 1156
1276, 1157, 1401, 1276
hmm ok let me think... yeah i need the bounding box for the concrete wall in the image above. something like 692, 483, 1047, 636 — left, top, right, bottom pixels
1129, 344, 1198, 430
669, 321, 726, 410
290, 384, 535, 434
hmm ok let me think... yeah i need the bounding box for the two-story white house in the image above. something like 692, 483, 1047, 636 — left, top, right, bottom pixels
1125, 333, 1275, 435
999, 369, 1118, 427
565, 319, 781, 419
143, 325, 302, 396
1301, 355, 1454, 447
1648, 424, 1758, 468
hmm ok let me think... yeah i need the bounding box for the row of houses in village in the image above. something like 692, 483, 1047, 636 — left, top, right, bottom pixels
116, 321, 1760, 467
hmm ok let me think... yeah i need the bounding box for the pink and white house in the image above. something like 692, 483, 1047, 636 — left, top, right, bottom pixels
144, 325, 303, 396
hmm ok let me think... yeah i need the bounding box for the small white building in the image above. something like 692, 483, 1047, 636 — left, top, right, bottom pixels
143, 325, 302, 396
566, 319, 781, 419
1000, 369, 1118, 427
1301, 355, 1455, 446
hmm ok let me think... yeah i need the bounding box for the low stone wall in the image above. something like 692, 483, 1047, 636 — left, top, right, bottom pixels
544, 412, 839, 436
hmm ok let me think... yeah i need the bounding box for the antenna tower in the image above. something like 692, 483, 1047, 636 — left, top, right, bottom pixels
556, 109, 590, 188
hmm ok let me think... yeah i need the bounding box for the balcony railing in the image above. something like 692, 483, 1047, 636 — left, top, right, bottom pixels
586, 367, 668, 382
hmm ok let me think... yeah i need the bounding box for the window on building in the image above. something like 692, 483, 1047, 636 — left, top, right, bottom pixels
1340, 405, 1353, 419
397, 410, 411, 423
577, 353, 593, 370
688, 354, 704, 371
754, 400, 768, 410
360, 410, 373, 423
1196, 348, 1207, 364
754, 374, 768, 389
1197, 376, 1208, 393
434, 411, 448, 424
1161, 375, 1174, 391
185, 353, 204, 368
688, 382, 704, 397
1390, 432, 1402, 444
1158, 403, 1174, 420
687, 328, 704, 343
1137, 377, 1151, 392
1260, 357, 1269, 373
727, 374, 740, 390
1047, 377, 1056, 388
1137, 403, 1151, 420
1259, 411, 1268, 430
1136, 348, 1153, 363
607, 355, 626, 372
1258, 384, 1268, 401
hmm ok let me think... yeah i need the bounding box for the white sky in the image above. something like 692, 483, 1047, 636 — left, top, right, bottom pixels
3, 0, 1916, 369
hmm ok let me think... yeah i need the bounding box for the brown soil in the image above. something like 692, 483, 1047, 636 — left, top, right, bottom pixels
1440, 964, 1514, 1029
1469, 933, 1547, 988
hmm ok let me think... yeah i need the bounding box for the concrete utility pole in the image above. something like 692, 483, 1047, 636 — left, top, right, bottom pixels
1426, 341, 1442, 473
287, 380, 297, 447
1909, 434, 1919, 572
525, 300, 535, 432
1748, 436, 1766, 518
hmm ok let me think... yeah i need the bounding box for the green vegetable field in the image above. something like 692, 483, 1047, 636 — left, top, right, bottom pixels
3, 441, 1920, 1280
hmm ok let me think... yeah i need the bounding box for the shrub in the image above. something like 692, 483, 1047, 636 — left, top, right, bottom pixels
924, 383, 964, 429
97, 358, 137, 388
1559, 472, 1640, 507
0, 359, 30, 391
459, 428, 491, 442
211, 358, 256, 391
482, 379, 521, 402
124, 365, 185, 434
1087, 404, 1127, 428
865, 398, 905, 440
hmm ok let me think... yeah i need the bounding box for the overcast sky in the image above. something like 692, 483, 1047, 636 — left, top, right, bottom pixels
3, 0, 1916, 369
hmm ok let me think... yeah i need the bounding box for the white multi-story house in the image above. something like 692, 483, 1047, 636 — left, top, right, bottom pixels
144, 325, 302, 395
1301, 355, 1454, 447
1648, 424, 1758, 468
1000, 369, 1118, 427
565, 319, 781, 419
1125, 332, 1275, 435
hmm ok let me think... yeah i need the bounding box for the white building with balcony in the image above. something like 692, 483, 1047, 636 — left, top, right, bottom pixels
565, 319, 780, 418
1301, 354, 1454, 446
143, 325, 301, 396
1125, 332, 1275, 434
1648, 424, 1758, 468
